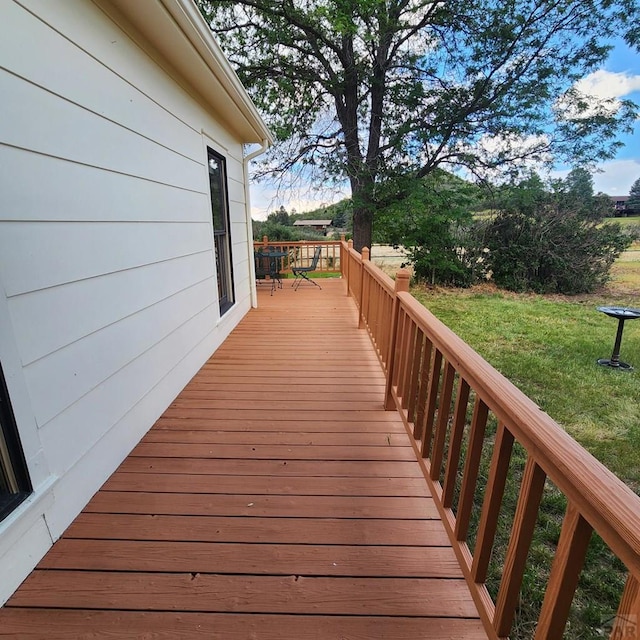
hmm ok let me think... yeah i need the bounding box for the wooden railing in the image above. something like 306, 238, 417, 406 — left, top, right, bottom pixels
340, 240, 640, 640
253, 236, 342, 275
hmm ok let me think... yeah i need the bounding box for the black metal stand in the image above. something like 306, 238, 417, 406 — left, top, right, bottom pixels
597, 306, 640, 371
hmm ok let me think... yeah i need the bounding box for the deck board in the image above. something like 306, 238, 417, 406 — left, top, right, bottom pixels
101, 473, 430, 495
0, 279, 487, 639
0, 610, 488, 640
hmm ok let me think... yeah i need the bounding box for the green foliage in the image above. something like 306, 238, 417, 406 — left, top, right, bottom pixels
198, 0, 639, 251
252, 220, 296, 241
252, 218, 328, 242
628, 176, 640, 212
327, 200, 352, 229
267, 206, 290, 226
484, 170, 631, 294
374, 172, 482, 285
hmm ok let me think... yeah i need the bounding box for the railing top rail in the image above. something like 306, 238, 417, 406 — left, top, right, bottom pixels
253, 240, 342, 247
396, 290, 640, 576
363, 257, 395, 296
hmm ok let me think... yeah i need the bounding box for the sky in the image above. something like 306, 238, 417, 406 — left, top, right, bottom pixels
249, 39, 640, 221
554, 39, 640, 195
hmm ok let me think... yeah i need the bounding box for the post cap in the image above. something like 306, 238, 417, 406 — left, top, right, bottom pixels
395, 268, 411, 292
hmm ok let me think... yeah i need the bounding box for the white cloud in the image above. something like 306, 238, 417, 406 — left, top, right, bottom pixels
558, 70, 640, 120
592, 158, 640, 195
575, 69, 640, 100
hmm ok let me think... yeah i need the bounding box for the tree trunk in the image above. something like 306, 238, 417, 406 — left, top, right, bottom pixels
352, 207, 373, 253
350, 178, 375, 253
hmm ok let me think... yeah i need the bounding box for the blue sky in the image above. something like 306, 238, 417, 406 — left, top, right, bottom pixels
250, 40, 640, 219
556, 39, 640, 196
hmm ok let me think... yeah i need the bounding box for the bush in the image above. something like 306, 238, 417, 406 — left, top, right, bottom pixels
484, 172, 630, 294
252, 220, 327, 242
374, 171, 480, 286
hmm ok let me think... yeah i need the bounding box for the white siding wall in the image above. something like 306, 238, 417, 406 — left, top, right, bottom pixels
0, 0, 254, 603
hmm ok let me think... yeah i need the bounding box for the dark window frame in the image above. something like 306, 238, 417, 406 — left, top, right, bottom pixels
207, 147, 235, 315
0, 362, 32, 522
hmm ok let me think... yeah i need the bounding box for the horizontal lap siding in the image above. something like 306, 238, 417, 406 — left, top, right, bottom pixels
0, 0, 254, 601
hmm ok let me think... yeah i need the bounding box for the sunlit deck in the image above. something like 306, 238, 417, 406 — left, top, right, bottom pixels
0, 279, 487, 639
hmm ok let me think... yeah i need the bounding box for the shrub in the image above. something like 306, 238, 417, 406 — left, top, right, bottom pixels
484, 172, 630, 294
374, 171, 480, 286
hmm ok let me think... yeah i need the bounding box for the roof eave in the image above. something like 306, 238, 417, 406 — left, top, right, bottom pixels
103, 0, 273, 145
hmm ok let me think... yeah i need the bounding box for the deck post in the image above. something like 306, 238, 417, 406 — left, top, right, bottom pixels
339, 234, 346, 280
384, 269, 411, 411
358, 247, 370, 329
346, 239, 353, 296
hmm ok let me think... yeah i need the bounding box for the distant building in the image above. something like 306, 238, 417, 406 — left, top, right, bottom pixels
293, 219, 333, 234
609, 196, 634, 216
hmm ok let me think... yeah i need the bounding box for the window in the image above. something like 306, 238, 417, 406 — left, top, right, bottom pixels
0, 362, 31, 522
207, 148, 235, 315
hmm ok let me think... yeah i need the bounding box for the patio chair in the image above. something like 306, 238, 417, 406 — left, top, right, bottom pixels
292, 245, 322, 290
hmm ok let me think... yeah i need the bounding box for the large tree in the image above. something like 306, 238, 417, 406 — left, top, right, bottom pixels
198, 0, 638, 251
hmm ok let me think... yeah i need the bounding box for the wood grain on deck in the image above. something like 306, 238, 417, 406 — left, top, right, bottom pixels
0, 279, 487, 639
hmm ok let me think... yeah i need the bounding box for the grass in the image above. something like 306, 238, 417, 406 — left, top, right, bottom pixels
410, 248, 640, 639
606, 215, 640, 227
413, 287, 640, 485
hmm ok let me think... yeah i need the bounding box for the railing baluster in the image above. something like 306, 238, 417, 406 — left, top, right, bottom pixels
413, 338, 433, 440
383, 292, 394, 370
407, 327, 424, 426
378, 284, 386, 362
393, 309, 407, 390
442, 379, 470, 508
383, 271, 411, 411
399, 320, 417, 410
494, 457, 546, 637
346, 239, 354, 296
472, 421, 515, 582
417, 349, 442, 446
429, 362, 456, 474
455, 398, 489, 542
370, 281, 379, 348
344, 244, 349, 290
534, 502, 593, 639
377, 285, 386, 365
358, 248, 370, 329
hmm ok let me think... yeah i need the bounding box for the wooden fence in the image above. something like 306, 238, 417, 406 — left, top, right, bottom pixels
341, 239, 640, 640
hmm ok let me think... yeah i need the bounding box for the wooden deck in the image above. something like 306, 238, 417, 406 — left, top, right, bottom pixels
0, 279, 487, 639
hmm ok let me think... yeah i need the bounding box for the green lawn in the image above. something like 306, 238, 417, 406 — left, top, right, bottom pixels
410, 257, 639, 638
413, 287, 640, 483
606, 215, 640, 227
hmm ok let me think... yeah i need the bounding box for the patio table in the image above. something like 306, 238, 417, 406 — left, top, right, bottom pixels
255, 249, 287, 294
